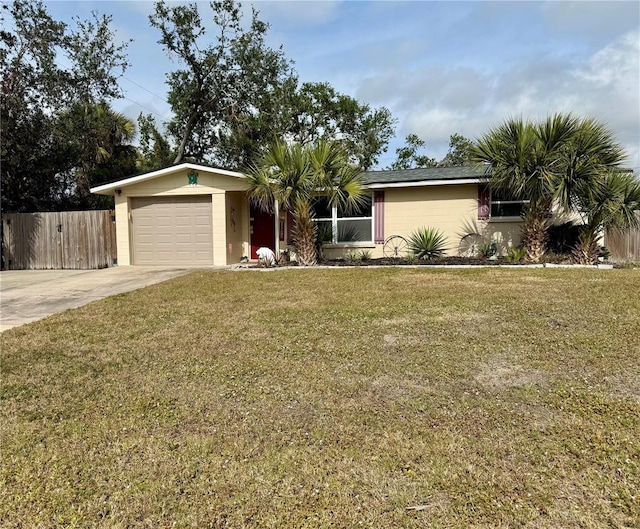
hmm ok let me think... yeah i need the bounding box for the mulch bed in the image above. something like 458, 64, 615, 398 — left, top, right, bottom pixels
318, 256, 515, 266
253, 256, 565, 268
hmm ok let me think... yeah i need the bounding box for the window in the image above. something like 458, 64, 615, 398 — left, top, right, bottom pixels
490, 189, 527, 218
311, 195, 373, 243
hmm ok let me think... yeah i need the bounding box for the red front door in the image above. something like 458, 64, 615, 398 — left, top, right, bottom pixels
250, 204, 275, 259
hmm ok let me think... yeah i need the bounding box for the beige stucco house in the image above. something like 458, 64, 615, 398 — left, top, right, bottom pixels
90, 163, 525, 266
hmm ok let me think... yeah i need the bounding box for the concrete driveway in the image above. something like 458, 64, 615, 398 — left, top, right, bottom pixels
0, 267, 196, 332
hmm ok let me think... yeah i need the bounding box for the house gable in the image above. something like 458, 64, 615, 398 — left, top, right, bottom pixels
90, 163, 247, 196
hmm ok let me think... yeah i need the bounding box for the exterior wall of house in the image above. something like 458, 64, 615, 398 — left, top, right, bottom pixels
384, 184, 478, 256
113, 169, 249, 266
114, 194, 131, 265
485, 220, 523, 254
225, 191, 248, 263
321, 183, 524, 260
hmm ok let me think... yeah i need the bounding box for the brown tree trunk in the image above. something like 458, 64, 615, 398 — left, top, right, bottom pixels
292, 202, 318, 266
173, 112, 199, 165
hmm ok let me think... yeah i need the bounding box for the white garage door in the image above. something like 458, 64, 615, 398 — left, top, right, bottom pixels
131, 196, 213, 266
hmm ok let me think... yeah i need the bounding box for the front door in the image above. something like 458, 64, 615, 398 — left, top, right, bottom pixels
250, 204, 275, 259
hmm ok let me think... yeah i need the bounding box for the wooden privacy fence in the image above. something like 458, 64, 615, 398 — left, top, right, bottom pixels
605, 213, 640, 262
2, 210, 117, 270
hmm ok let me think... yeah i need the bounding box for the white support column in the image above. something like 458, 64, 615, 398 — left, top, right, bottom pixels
212, 192, 227, 266
115, 195, 131, 265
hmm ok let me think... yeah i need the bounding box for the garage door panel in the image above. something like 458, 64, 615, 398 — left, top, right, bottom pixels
174, 216, 192, 227
156, 234, 173, 245
132, 196, 213, 265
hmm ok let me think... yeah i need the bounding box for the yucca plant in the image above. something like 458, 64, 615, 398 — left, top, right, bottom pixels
506, 246, 527, 263
345, 249, 360, 262
407, 227, 448, 260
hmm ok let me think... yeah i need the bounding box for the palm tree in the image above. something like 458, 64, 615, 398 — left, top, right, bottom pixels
245, 140, 367, 266
471, 113, 629, 262
572, 170, 640, 263
60, 102, 137, 192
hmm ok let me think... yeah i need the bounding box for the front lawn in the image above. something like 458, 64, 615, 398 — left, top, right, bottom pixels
1, 268, 639, 528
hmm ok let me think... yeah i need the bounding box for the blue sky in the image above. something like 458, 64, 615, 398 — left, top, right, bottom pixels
44, 0, 640, 170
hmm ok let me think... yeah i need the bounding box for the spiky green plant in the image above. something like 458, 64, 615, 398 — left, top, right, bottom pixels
245, 140, 366, 266
472, 113, 628, 263
407, 227, 448, 260
506, 246, 527, 263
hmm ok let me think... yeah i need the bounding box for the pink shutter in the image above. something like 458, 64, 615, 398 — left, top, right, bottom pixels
477, 186, 490, 220
374, 190, 385, 243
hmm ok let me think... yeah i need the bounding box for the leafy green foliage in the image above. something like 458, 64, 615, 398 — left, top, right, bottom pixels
506, 246, 527, 263
388, 134, 437, 170
479, 241, 497, 259
1, 0, 131, 212
438, 133, 474, 167
471, 113, 630, 262
137, 114, 175, 172
388, 133, 474, 170
150, 0, 296, 168
150, 1, 395, 171
287, 82, 396, 170
246, 141, 366, 266
407, 227, 448, 259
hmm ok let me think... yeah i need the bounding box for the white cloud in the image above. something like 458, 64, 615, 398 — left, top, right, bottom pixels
363, 29, 639, 168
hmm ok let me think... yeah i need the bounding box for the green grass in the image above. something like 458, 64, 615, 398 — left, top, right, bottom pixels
1, 268, 639, 528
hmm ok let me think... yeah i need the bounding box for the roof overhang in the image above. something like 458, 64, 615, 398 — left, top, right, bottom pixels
366, 177, 486, 189
90, 163, 246, 195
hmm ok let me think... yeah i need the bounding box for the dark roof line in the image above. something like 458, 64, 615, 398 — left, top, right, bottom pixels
362, 165, 489, 184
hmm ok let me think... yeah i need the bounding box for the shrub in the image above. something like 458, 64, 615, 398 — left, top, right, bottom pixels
407, 227, 448, 260
506, 246, 527, 263
345, 249, 360, 262
359, 250, 372, 261
547, 222, 581, 254
480, 241, 497, 258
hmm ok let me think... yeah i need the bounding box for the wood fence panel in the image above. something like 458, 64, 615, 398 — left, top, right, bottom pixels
1, 210, 116, 270
605, 213, 640, 262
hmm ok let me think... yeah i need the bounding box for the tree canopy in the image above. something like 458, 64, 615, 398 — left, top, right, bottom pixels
388, 133, 473, 170
1, 0, 132, 212
149, 0, 395, 172
471, 113, 638, 263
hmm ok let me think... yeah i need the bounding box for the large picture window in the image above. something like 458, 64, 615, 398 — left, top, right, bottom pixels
490, 189, 527, 218
311, 195, 373, 243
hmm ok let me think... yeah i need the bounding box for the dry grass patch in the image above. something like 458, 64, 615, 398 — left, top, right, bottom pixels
1, 268, 639, 528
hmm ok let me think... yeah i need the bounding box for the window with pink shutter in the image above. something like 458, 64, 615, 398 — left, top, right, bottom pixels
374, 191, 385, 243
477, 186, 490, 220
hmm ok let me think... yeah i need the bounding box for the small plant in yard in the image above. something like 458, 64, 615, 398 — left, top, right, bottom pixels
571, 231, 600, 265
403, 252, 418, 264
407, 227, 448, 260
345, 249, 360, 262
506, 246, 527, 263
480, 241, 497, 259
359, 249, 372, 261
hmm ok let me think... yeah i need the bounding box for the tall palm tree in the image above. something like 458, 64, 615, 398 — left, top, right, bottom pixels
471, 113, 629, 262
245, 140, 367, 266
